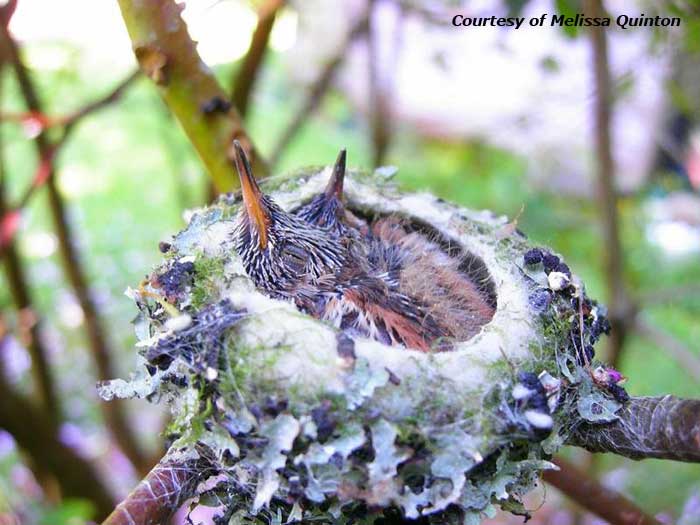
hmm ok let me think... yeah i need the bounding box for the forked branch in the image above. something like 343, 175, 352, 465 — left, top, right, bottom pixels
117, 0, 267, 191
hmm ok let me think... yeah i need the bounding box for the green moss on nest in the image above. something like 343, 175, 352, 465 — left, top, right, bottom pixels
190, 253, 226, 308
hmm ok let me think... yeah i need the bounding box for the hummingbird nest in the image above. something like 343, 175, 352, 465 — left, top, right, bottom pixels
100, 154, 627, 524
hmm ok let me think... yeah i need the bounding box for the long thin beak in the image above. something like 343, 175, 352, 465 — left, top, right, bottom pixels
324, 148, 346, 199
232, 140, 268, 249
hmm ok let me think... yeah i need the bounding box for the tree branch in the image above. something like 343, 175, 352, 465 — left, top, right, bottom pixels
7, 69, 141, 214
231, 0, 285, 119
544, 457, 662, 525
585, 0, 635, 368
101, 447, 216, 525
60, 69, 140, 137
116, 0, 267, 191
268, 14, 369, 168
566, 395, 700, 462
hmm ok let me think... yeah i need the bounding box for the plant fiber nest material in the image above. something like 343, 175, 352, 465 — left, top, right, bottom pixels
100, 166, 624, 524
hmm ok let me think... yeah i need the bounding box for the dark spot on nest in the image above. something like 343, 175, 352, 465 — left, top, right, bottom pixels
385, 367, 401, 385
542, 253, 560, 274
263, 396, 288, 417
336, 332, 356, 360
523, 248, 544, 266
517, 372, 541, 391
156, 260, 195, 299
554, 261, 571, 278
311, 400, 337, 442
159, 241, 172, 253
329, 452, 344, 469
529, 289, 553, 312
248, 403, 263, 421
200, 96, 232, 114
607, 382, 630, 403
287, 476, 305, 500
516, 372, 549, 412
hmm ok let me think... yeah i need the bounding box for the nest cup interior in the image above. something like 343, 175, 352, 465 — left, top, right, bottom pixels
393, 212, 498, 311
297, 197, 499, 348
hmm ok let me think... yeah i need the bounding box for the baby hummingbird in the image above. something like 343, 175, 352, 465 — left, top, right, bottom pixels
231, 140, 345, 306
295, 148, 368, 239
232, 143, 493, 352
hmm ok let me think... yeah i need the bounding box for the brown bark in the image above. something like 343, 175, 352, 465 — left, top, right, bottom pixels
269, 14, 369, 168
231, 0, 285, 119
566, 395, 700, 462
585, 0, 634, 368
101, 448, 214, 525
0, 23, 150, 475
544, 458, 662, 525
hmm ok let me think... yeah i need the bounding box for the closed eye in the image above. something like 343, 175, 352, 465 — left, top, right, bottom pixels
281, 242, 308, 274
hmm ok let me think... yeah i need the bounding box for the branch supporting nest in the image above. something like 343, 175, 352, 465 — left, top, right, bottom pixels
567, 395, 700, 462
101, 446, 214, 525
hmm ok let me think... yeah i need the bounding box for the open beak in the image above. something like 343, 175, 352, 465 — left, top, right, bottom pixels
232, 140, 268, 249
324, 148, 346, 200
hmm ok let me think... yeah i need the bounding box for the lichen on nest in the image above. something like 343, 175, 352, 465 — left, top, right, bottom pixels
100, 165, 628, 524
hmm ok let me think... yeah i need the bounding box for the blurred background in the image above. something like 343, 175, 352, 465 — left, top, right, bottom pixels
0, 0, 699, 523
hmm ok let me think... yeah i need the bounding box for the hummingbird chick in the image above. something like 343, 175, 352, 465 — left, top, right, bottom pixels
231, 141, 345, 305
295, 148, 368, 238
371, 218, 496, 341
231, 143, 493, 352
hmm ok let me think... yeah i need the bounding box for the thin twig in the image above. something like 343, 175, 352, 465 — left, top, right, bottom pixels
8, 70, 141, 214
0, 69, 139, 140
367, 0, 398, 168
544, 457, 662, 525
61, 69, 140, 136
585, 0, 635, 369
634, 315, 700, 382
268, 14, 369, 168
231, 0, 284, 118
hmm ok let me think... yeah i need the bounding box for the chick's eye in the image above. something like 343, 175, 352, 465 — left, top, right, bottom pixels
281, 243, 308, 274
